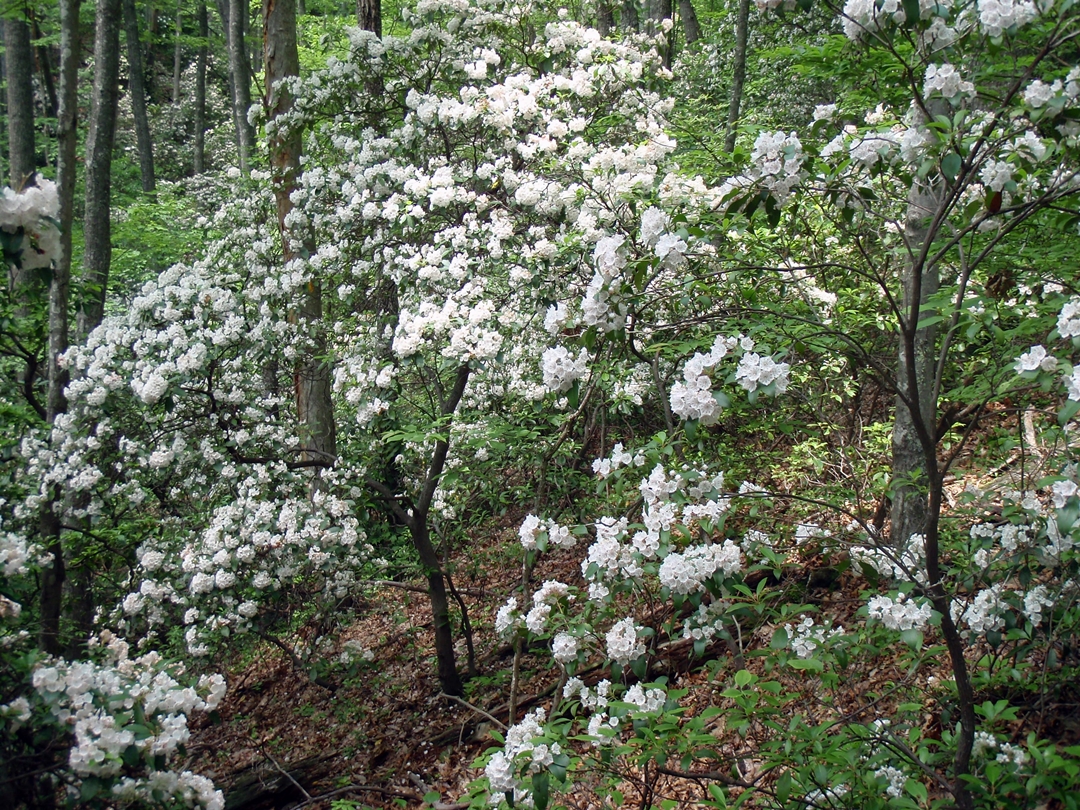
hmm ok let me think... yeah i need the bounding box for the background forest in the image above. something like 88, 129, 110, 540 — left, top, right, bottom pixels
3, 0, 1080, 808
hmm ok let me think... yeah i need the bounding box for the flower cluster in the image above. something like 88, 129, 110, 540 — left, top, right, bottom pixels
735, 351, 790, 394
484, 708, 561, 803
924, 64, 976, 103
12, 632, 225, 808
669, 336, 737, 424
518, 514, 576, 551
657, 540, 742, 594
749, 131, 804, 204
786, 615, 844, 659
591, 442, 646, 479
0, 175, 61, 270
978, 0, 1037, 37
866, 593, 933, 631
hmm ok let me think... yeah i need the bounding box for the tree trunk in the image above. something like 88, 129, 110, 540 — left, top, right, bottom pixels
4, 13, 37, 321
597, 2, 615, 36
724, 0, 750, 153
356, 0, 380, 35
194, 0, 208, 173
122, 0, 156, 192
653, 0, 673, 66
4, 15, 36, 188
216, 0, 239, 159
144, 3, 159, 101
413, 521, 464, 696
264, 0, 337, 465
31, 14, 59, 120
621, 0, 639, 31
173, 0, 183, 103
229, 0, 255, 171
38, 0, 84, 658
76, 0, 121, 340
679, 0, 700, 46
891, 106, 944, 551
409, 364, 472, 697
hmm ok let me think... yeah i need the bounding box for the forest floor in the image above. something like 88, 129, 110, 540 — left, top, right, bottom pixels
186, 412, 1080, 810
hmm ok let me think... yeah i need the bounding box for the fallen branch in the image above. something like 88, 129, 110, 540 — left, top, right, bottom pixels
440, 691, 508, 730
262, 748, 312, 802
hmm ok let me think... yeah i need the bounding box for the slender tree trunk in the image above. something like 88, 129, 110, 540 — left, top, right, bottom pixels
4, 12, 37, 321
31, 15, 59, 120
650, 0, 673, 66
194, 1, 208, 173
646, 0, 672, 30
413, 520, 464, 696
39, 0, 83, 658
409, 364, 471, 697
122, 0, 156, 191
356, 0, 381, 35
52, 0, 80, 435
77, 0, 121, 340
724, 0, 750, 153
891, 106, 944, 551
4, 15, 36, 188
229, 0, 255, 170
264, 0, 336, 465
679, 0, 700, 46
216, 0, 239, 160
597, 2, 615, 36
173, 1, 183, 103
621, 0, 639, 31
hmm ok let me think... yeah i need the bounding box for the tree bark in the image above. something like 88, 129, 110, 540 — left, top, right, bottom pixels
621, 0, 639, 31
4, 14, 36, 189
122, 0, 156, 191
408, 364, 472, 697
650, 0, 673, 66
597, 2, 615, 36
230, 0, 255, 171
264, 0, 336, 465
76, 0, 121, 340
724, 0, 750, 153
38, 0, 83, 658
173, 0, 183, 103
891, 105, 944, 551
4, 12, 37, 322
194, 0, 208, 173
356, 0, 381, 35
31, 14, 59, 120
144, 2, 159, 101
678, 0, 700, 46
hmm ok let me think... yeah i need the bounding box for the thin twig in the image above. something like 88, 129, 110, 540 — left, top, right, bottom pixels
440, 691, 508, 730
261, 748, 312, 801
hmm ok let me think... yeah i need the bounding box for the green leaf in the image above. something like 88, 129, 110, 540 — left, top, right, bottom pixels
770, 627, 789, 649
776, 771, 792, 804
424, 791, 441, 805
906, 780, 927, 803
734, 669, 755, 687
81, 777, 103, 801
788, 657, 824, 672
532, 771, 550, 810
1059, 399, 1080, 426
941, 152, 962, 181
900, 629, 924, 650
684, 419, 699, 441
